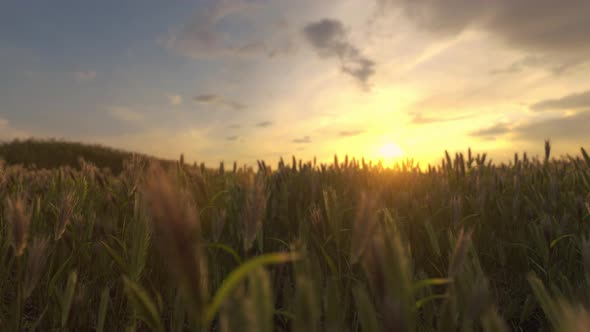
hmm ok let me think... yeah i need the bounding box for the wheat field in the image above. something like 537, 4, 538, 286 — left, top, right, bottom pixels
1, 142, 590, 331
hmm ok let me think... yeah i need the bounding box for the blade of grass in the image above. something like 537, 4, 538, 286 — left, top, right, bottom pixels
415, 294, 449, 309
61, 271, 77, 328
413, 278, 453, 292
206, 243, 242, 265
97, 287, 110, 332
204, 252, 300, 324
352, 285, 381, 332
550, 234, 574, 250
122, 276, 164, 332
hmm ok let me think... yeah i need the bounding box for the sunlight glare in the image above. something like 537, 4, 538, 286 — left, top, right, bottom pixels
379, 142, 404, 159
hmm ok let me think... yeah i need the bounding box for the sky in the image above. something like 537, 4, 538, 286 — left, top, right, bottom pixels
1, 0, 590, 167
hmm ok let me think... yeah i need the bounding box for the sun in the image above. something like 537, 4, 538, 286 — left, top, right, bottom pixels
379, 142, 404, 159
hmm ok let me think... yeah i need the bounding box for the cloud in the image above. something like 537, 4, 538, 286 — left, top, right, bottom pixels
514, 112, 590, 142
88, 127, 216, 163
411, 113, 474, 124
303, 19, 376, 87
339, 130, 364, 137
161, 0, 296, 59
489, 55, 586, 76
167, 94, 183, 106
193, 94, 247, 111
160, 0, 251, 58
229, 124, 241, 129
226, 135, 239, 141
469, 113, 590, 143
0, 118, 28, 140
73, 71, 97, 81
293, 136, 311, 144
470, 123, 511, 139
378, 1, 590, 55
107, 107, 144, 123
256, 121, 273, 127
530, 90, 590, 112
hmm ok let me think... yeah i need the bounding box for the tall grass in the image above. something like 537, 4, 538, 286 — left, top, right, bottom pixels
0, 143, 589, 331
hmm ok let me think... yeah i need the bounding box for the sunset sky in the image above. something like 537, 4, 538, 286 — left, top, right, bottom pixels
2, 0, 590, 166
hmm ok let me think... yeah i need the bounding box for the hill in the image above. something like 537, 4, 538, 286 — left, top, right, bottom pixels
0, 139, 157, 174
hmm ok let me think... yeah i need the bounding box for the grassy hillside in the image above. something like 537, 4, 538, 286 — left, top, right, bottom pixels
0, 139, 157, 174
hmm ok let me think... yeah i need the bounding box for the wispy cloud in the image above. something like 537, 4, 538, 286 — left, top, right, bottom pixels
513, 112, 590, 142
161, 0, 295, 59
293, 136, 311, 144
303, 19, 376, 88
470, 113, 590, 143
411, 113, 474, 124
226, 135, 239, 141
256, 121, 273, 127
490, 55, 586, 76
378, 0, 590, 55
194, 94, 247, 111
0, 118, 28, 140
107, 106, 144, 123
530, 90, 590, 112
470, 123, 511, 140
167, 94, 183, 106
73, 70, 97, 81
339, 130, 364, 137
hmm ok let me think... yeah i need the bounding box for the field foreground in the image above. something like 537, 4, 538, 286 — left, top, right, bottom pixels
1, 145, 590, 331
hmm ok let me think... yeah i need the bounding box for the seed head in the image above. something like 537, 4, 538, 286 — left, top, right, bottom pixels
5, 195, 31, 256
451, 195, 463, 225
23, 237, 50, 299
351, 191, 379, 264
143, 164, 207, 315
448, 229, 472, 278
54, 192, 77, 240
0, 160, 5, 190
211, 207, 227, 243
242, 173, 267, 251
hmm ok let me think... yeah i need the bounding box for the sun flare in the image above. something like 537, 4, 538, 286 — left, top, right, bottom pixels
379, 142, 404, 159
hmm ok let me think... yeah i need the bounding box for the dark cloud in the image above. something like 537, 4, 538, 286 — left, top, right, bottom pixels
530, 90, 590, 112
256, 121, 273, 127
470, 123, 511, 139
469, 113, 590, 143
411, 113, 474, 124
379, 1, 590, 55
293, 136, 311, 144
226, 135, 239, 141
303, 19, 376, 87
514, 113, 590, 142
194, 94, 247, 111
339, 130, 365, 137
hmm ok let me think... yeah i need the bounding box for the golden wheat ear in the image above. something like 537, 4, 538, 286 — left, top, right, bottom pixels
6, 195, 31, 257
142, 163, 208, 319
23, 237, 50, 299
54, 192, 76, 241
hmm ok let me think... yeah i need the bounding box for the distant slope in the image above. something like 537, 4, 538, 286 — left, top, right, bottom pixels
0, 139, 157, 174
